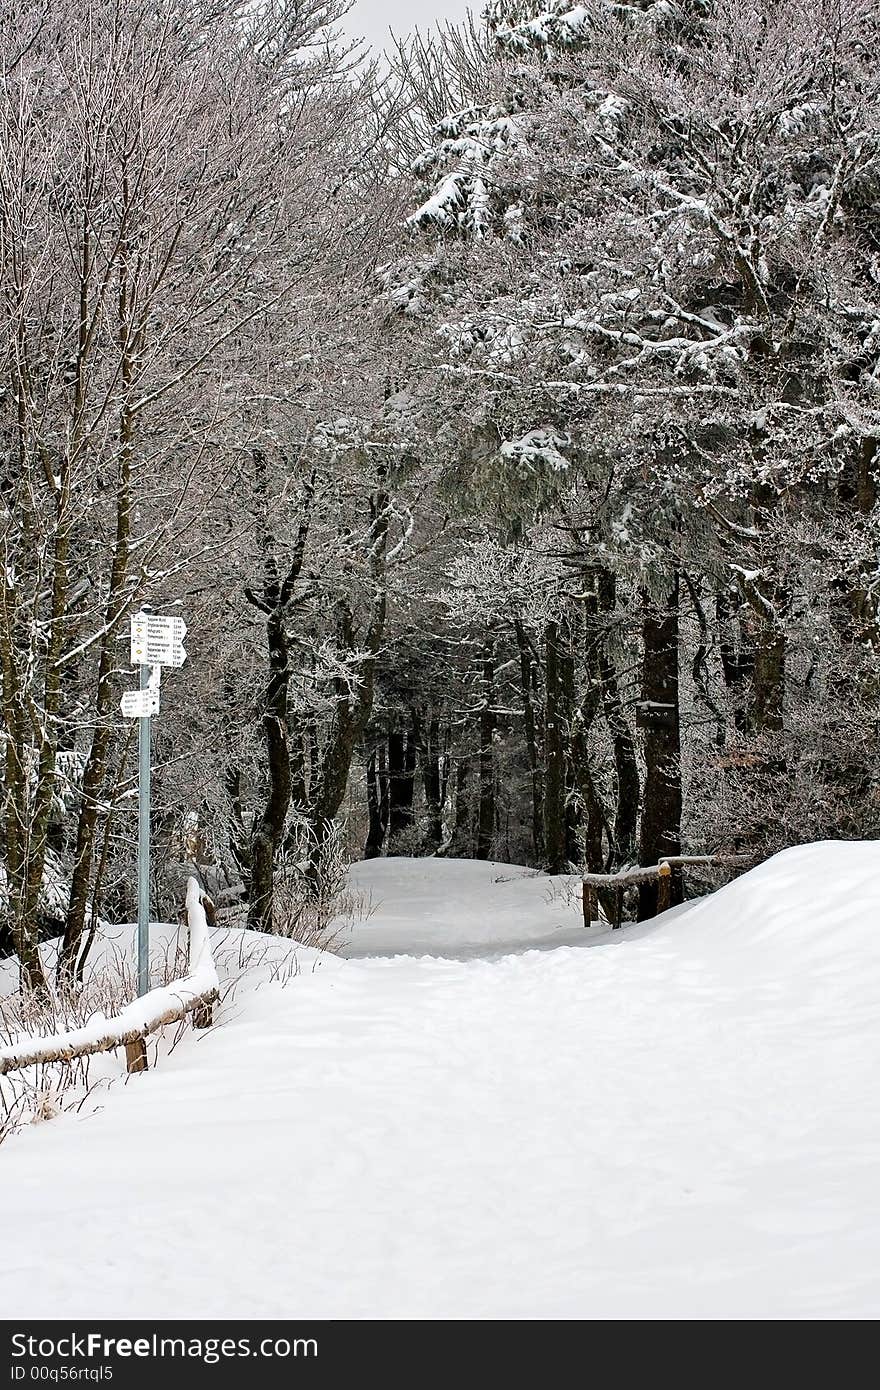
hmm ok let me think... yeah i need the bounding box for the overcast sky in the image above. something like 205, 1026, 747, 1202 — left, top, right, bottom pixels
343, 0, 477, 51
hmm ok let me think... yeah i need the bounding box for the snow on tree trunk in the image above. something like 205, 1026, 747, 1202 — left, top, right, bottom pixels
638, 575, 683, 920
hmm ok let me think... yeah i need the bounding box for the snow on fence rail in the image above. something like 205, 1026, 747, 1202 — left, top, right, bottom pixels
0, 877, 219, 1077
582, 855, 750, 929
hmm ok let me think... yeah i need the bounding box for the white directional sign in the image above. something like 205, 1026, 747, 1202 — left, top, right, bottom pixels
120, 688, 160, 719
130, 612, 187, 668
127, 607, 189, 997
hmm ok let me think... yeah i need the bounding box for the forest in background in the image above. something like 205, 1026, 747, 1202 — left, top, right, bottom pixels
2, 0, 880, 990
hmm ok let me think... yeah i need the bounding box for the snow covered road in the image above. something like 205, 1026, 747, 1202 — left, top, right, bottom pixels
2, 845, 879, 1319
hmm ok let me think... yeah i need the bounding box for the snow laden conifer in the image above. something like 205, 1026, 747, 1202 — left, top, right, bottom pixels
487, 0, 701, 53
382, 0, 880, 885
407, 105, 523, 240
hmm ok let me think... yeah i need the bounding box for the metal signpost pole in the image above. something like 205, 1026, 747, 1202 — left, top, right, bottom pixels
126, 608, 186, 996
137, 661, 151, 997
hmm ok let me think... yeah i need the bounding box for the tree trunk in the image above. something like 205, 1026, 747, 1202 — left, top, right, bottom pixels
222, 668, 251, 885
449, 755, 472, 856
638, 575, 682, 919
751, 624, 785, 734
569, 686, 606, 877
248, 604, 292, 934
543, 619, 567, 873
364, 745, 389, 858
593, 571, 639, 867
245, 452, 315, 932
736, 571, 786, 738
224, 764, 251, 883
574, 578, 618, 921
561, 644, 581, 865
61, 227, 140, 980
387, 729, 417, 850
717, 588, 752, 732
514, 617, 544, 864
476, 644, 496, 860
416, 713, 444, 853
0, 611, 48, 993
305, 478, 388, 888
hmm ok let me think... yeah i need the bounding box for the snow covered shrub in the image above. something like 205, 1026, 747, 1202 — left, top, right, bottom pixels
0, 917, 214, 1145
265, 823, 352, 949
0, 978, 114, 1147
386, 824, 424, 858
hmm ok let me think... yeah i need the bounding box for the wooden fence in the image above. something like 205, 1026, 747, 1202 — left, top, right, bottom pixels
582, 855, 750, 930
0, 877, 219, 1078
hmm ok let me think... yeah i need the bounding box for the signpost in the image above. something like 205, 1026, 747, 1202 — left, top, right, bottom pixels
120, 688, 160, 719
130, 612, 187, 668
122, 610, 188, 995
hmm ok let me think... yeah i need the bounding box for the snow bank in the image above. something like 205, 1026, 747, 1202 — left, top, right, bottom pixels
0, 904, 329, 1002
2, 841, 879, 1318
0, 880, 219, 1072
651, 838, 880, 968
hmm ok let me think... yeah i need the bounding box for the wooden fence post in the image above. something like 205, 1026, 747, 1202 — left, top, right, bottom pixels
572, 856, 748, 937
657, 861, 672, 916
582, 881, 595, 928
125, 1038, 148, 1074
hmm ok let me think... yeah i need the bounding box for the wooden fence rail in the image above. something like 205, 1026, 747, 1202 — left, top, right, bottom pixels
582, 855, 750, 930
0, 877, 218, 1078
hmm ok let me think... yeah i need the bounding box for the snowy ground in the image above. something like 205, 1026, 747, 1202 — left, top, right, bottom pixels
2, 842, 879, 1319
337, 856, 608, 957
